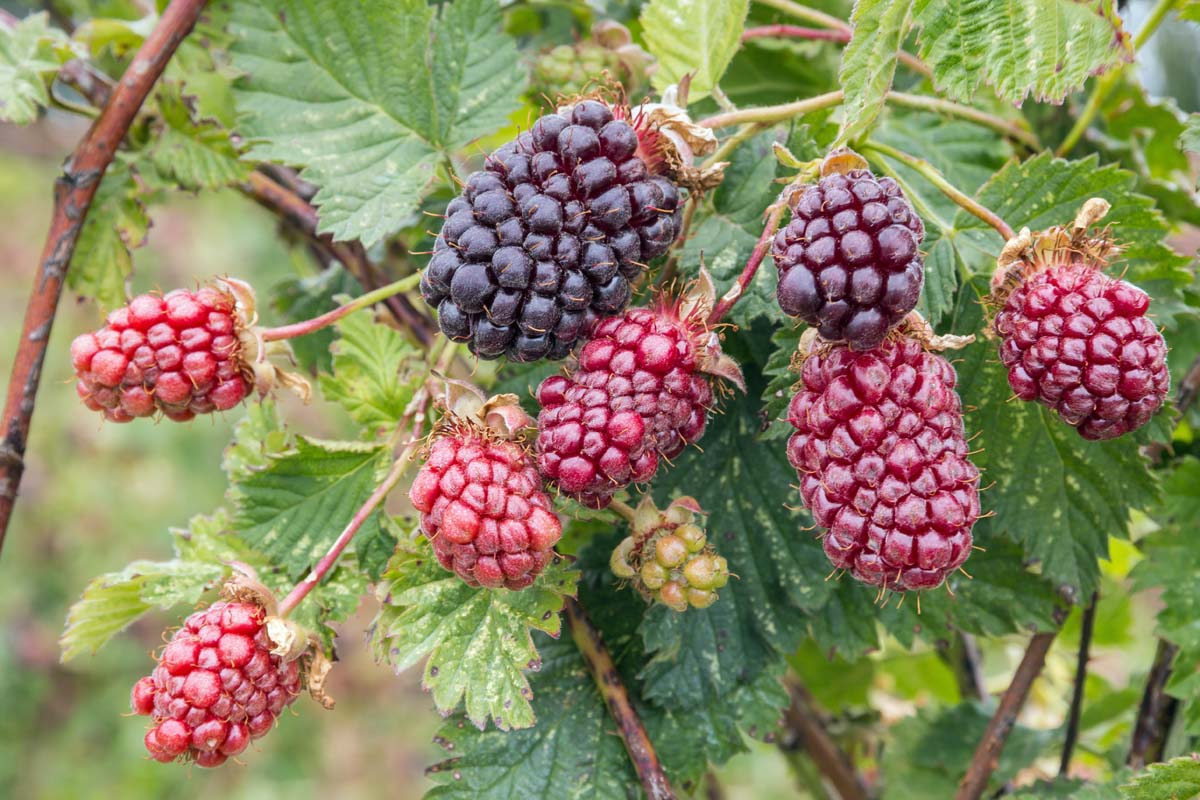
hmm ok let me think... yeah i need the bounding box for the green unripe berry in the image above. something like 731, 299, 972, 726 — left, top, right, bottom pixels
675, 524, 706, 553
683, 555, 718, 590
641, 561, 669, 590
664, 504, 693, 527
658, 581, 689, 612
711, 556, 729, 589
687, 588, 718, 609
654, 535, 688, 568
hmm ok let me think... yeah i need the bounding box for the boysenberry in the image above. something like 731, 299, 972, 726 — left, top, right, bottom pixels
71, 286, 252, 422
772, 163, 925, 351
130, 601, 302, 766
787, 334, 979, 591
422, 100, 685, 362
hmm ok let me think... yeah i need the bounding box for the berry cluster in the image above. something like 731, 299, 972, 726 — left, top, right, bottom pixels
772, 168, 925, 351
610, 497, 729, 611
531, 23, 652, 102
131, 601, 301, 767
536, 300, 736, 509
410, 424, 563, 589
421, 99, 683, 362
71, 288, 251, 422
787, 336, 979, 591
994, 262, 1169, 440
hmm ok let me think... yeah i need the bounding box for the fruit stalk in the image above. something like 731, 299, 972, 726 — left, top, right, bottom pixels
241, 171, 436, 345
0, 0, 210, 556
709, 201, 786, 323
740, 24, 850, 43
1060, 592, 1098, 775
780, 678, 870, 800
861, 140, 1015, 240
564, 597, 676, 800
277, 389, 429, 616
259, 273, 424, 342
955, 628, 1061, 800
1127, 638, 1181, 769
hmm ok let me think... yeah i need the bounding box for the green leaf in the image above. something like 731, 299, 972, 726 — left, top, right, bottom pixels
881, 703, 1050, 799
1119, 756, 1200, 800
837, 0, 912, 145
1012, 778, 1122, 799
425, 631, 637, 798
640, 0, 749, 102
318, 306, 423, 435
1182, 114, 1200, 156
145, 82, 248, 190
0, 13, 74, 124
231, 437, 389, 578
372, 542, 579, 731
60, 559, 225, 661
67, 160, 148, 310
230, 0, 525, 246
910, 0, 1133, 104
949, 281, 1158, 596
222, 399, 290, 482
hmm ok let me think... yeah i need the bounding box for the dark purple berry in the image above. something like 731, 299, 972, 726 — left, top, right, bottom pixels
772, 169, 925, 350
424, 104, 684, 361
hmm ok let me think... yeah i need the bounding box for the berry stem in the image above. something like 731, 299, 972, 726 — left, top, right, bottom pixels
861, 140, 1016, 240
242, 171, 436, 345
0, 0, 209, 556
708, 200, 787, 324
1056, 0, 1180, 157
699, 91, 845, 130
259, 273, 424, 342
955, 627, 1062, 800
751, 0, 930, 77
563, 598, 676, 800
1127, 637, 1181, 769
1060, 591, 1098, 776
885, 91, 1040, 151
277, 389, 430, 617
781, 677, 870, 800
608, 498, 638, 524
741, 24, 849, 43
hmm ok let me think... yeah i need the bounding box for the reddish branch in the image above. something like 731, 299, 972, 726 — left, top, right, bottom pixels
709, 201, 787, 324
0, 0, 209, 555
780, 678, 869, 800
1060, 593, 1098, 775
564, 598, 676, 800
741, 24, 849, 42
955, 629, 1060, 800
1127, 638, 1181, 769
242, 171, 435, 346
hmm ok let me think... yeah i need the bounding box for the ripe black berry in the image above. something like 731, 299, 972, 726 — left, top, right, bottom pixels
772, 168, 925, 351
422, 100, 684, 362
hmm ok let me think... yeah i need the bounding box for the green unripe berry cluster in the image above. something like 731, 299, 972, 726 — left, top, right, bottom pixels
609, 498, 729, 612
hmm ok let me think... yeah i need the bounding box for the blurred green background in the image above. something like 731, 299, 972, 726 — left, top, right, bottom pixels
1, 2, 1198, 799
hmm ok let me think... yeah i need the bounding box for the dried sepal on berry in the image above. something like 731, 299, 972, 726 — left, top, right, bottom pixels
609, 495, 728, 612
987, 199, 1169, 440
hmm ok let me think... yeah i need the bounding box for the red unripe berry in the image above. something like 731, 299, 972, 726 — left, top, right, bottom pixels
787, 336, 980, 591
130, 601, 301, 767
70, 287, 251, 423
994, 263, 1169, 440
536, 304, 725, 508
410, 430, 562, 589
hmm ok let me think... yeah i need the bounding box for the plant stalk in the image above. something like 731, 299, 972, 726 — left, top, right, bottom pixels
709, 201, 787, 324
780, 677, 870, 800
0, 0, 210, 556
260, 273, 424, 342
564, 598, 676, 800
1060, 592, 1098, 775
1127, 638, 1181, 769
955, 629, 1060, 800
861, 140, 1015, 240
277, 389, 429, 617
